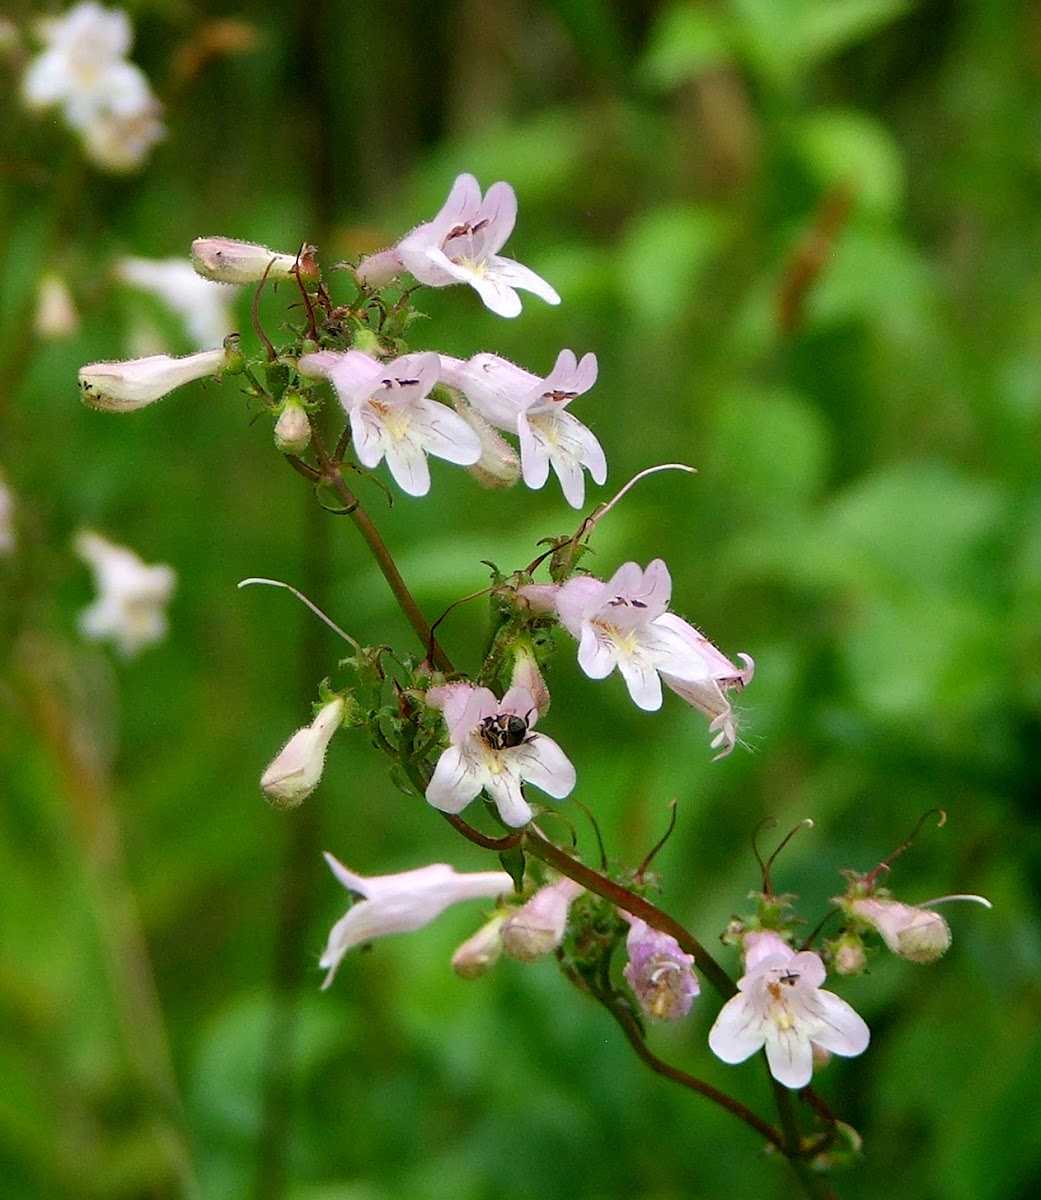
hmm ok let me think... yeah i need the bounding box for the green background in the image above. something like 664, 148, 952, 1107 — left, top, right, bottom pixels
1, 1, 1039, 1198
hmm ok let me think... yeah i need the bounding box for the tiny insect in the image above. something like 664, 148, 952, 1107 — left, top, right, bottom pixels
478, 711, 532, 751
778, 971, 801, 986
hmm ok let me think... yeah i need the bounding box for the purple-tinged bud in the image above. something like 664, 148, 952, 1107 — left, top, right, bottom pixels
828, 933, 868, 976
849, 897, 952, 964
355, 247, 405, 289
509, 642, 551, 718
191, 237, 318, 285
451, 913, 506, 980
260, 697, 345, 808
273, 395, 311, 454
500, 878, 583, 962
79, 344, 242, 412
622, 916, 699, 1021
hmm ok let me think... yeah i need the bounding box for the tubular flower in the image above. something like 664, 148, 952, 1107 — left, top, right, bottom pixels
357, 173, 560, 318
79, 346, 239, 411
622, 916, 699, 1021
501, 878, 583, 962
319, 854, 513, 989
74, 530, 175, 656
191, 237, 318, 286
848, 897, 951, 964
297, 350, 481, 497
708, 947, 870, 1090
439, 350, 605, 508
425, 682, 576, 827
260, 697, 346, 808
526, 560, 753, 744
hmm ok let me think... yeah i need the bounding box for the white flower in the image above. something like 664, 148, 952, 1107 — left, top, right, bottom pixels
439, 350, 606, 508
425, 682, 576, 827
297, 350, 481, 497
708, 947, 870, 1089
357, 173, 560, 318
500, 878, 583, 962
260, 697, 345, 808
21, 3, 163, 173
541, 559, 751, 726
848, 897, 951, 963
74, 529, 175, 656
34, 272, 79, 339
319, 853, 513, 989
190, 237, 318, 286
79, 346, 236, 411
116, 258, 236, 350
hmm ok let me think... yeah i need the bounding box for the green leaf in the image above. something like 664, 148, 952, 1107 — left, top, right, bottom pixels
638, 2, 735, 90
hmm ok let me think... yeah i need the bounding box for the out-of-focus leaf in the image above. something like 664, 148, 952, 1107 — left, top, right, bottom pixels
615, 203, 727, 327
638, 2, 735, 90
796, 108, 906, 217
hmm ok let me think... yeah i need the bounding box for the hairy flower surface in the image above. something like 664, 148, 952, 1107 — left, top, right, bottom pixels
79, 347, 235, 410
439, 349, 605, 508
260, 697, 345, 808
501, 878, 583, 962
319, 854, 513, 989
849, 897, 952, 964
425, 682, 576, 827
708, 948, 869, 1089
540, 560, 750, 727
74, 530, 175, 656
358, 174, 560, 318
298, 350, 481, 496
623, 916, 700, 1021
190, 237, 317, 285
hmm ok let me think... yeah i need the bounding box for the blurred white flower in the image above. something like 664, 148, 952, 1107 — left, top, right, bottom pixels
21, 2, 164, 173
116, 258, 237, 350
34, 272, 80, 339
74, 530, 175, 656
0, 469, 16, 556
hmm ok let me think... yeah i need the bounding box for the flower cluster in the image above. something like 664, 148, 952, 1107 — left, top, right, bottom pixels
20, 2, 163, 172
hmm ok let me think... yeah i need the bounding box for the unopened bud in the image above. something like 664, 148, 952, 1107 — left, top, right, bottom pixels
500, 878, 583, 963
79, 344, 241, 412
849, 897, 951, 964
355, 248, 405, 289
828, 933, 868, 976
260, 696, 345, 808
191, 237, 318, 285
510, 642, 550, 718
274, 395, 311, 454
450, 397, 520, 490
451, 913, 506, 979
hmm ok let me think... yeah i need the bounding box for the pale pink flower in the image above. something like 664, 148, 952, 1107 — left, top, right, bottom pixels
319, 854, 513, 989
79, 346, 237, 411
74, 529, 175, 656
709, 946, 869, 1089
623, 916, 699, 1021
439, 350, 605, 508
532, 560, 750, 731
425, 682, 576, 827
357, 174, 560, 318
500, 878, 583, 962
260, 698, 345, 808
298, 350, 480, 497
849, 897, 951, 964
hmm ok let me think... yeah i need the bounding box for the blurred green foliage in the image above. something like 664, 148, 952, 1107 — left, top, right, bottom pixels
2, 1, 1040, 1199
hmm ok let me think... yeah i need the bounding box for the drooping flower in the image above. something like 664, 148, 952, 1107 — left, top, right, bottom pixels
21, 2, 164, 172
319, 853, 513, 989
439, 350, 605, 508
73, 530, 175, 656
260, 697, 346, 808
524, 561, 752, 745
297, 350, 481, 497
500, 878, 583, 962
116, 257, 237, 350
848, 897, 951, 964
356, 174, 560, 318
79, 345, 240, 411
708, 946, 870, 1089
622, 916, 699, 1021
425, 682, 576, 827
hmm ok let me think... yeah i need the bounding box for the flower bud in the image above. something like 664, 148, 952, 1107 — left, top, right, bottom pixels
449, 396, 521, 490
849, 897, 951, 964
509, 642, 551, 718
79, 345, 241, 412
260, 697, 345, 808
622, 916, 699, 1021
274, 395, 311, 454
451, 913, 506, 980
827, 933, 868, 976
354, 248, 405, 289
191, 237, 318, 285
500, 878, 583, 963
